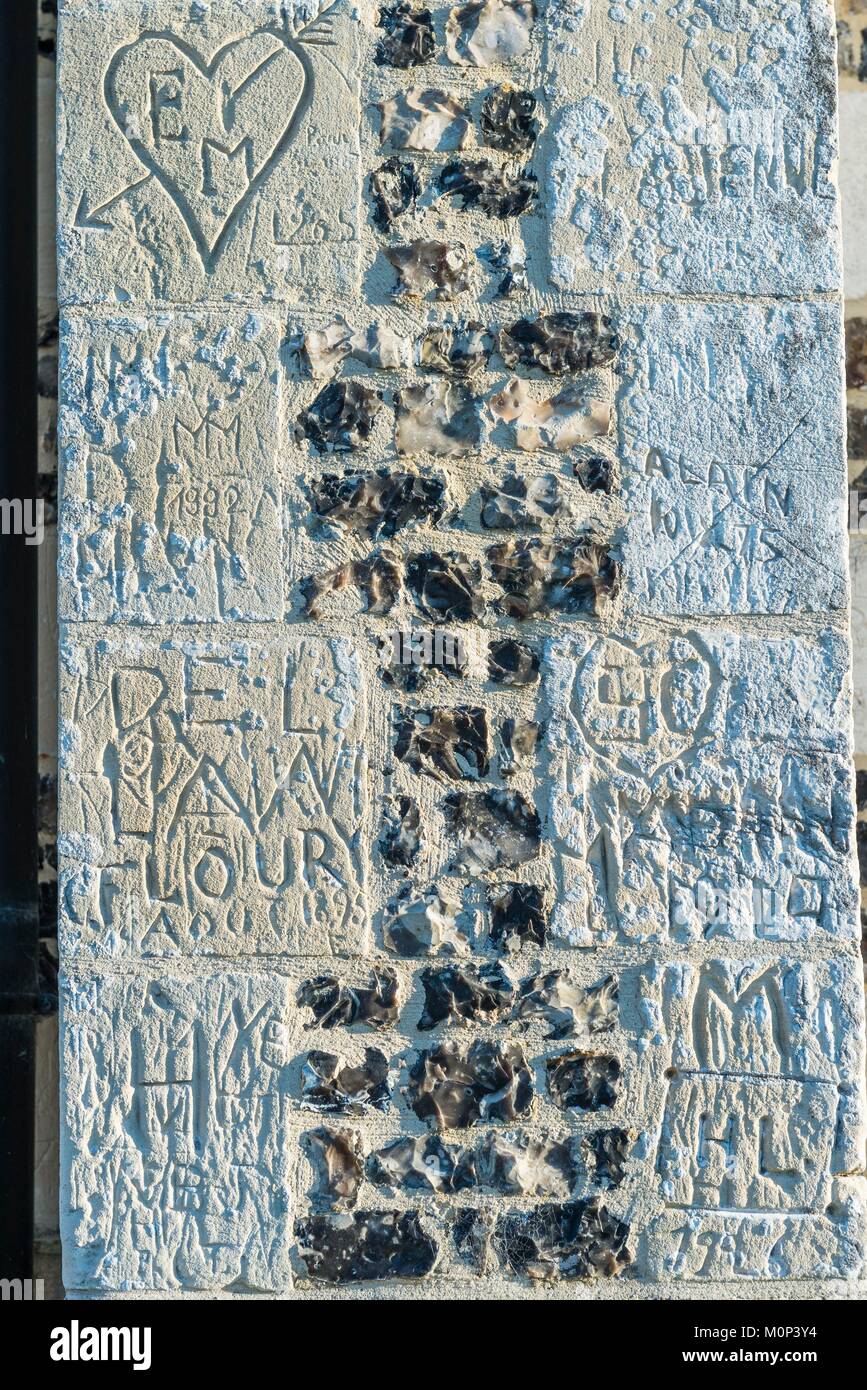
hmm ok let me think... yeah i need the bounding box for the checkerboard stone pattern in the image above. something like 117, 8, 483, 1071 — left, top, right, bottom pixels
57, 0, 866, 1297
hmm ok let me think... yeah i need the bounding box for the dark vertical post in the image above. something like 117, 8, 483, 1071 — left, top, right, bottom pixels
0, 0, 38, 1280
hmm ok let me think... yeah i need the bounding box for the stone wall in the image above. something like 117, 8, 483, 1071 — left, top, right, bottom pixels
53, 0, 866, 1297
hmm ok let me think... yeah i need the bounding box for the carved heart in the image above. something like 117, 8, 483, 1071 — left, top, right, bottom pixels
573, 636, 717, 780
105, 30, 312, 271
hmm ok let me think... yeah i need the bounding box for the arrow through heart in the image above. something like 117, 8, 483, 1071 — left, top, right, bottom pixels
102, 27, 315, 272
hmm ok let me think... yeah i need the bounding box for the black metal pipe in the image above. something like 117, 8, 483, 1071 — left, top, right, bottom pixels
0, 0, 39, 1281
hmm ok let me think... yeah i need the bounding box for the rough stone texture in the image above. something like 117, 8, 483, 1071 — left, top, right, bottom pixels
57, 0, 865, 1300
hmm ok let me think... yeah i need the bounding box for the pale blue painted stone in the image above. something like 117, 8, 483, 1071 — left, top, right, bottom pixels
618, 301, 848, 616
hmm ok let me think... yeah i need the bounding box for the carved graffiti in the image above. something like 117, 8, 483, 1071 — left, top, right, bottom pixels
60, 636, 370, 956
545, 628, 857, 945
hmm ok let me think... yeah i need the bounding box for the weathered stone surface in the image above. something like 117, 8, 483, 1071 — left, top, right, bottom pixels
61, 972, 293, 1291
59, 312, 283, 623
59, 634, 370, 957
58, 0, 863, 1302
638, 956, 866, 1281
546, 1, 841, 295
619, 302, 847, 615
57, 0, 362, 304
544, 626, 858, 946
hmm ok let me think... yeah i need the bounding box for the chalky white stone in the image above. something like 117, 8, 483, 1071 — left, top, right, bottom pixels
57, 0, 865, 1297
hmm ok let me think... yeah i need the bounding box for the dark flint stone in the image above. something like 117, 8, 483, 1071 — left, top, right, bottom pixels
496, 312, 618, 374
480, 85, 539, 152
452, 1208, 495, 1271
848, 405, 867, 459
309, 470, 445, 539
300, 549, 402, 617
296, 381, 383, 452
444, 788, 541, 871
483, 240, 528, 297
418, 321, 491, 375
369, 1132, 579, 1200
367, 1135, 467, 1193
302, 1126, 365, 1208
847, 317, 867, 389
514, 971, 618, 1042
379, 794, 422, 866
487, 535, 620, 618
488, 882, 548, 949
406, 550, 484, 622
296, 1210, 438, 1283
480, 473, 564, 528
546, 1053, 621, 1112
395, 380, 485, 453
487, 637, 539, 686
385, 240, 472, 298
374, 3, 436, 68
407, 1038, 533, 1128
394, 705, 490, 781
383, 886, 470, 958
493, 1199, 632, 1280
370, 156, 421, 231
574, 452, 613, 494
418, 961, 514, 1029
473, 1131, 580, 1198
499, 717, 541, 775
380, 628, 467, 692
582, 1128, 631, 1190
297, 967, 400, 1030
438, 159, 537, 218
301, 1047, 391, 1115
